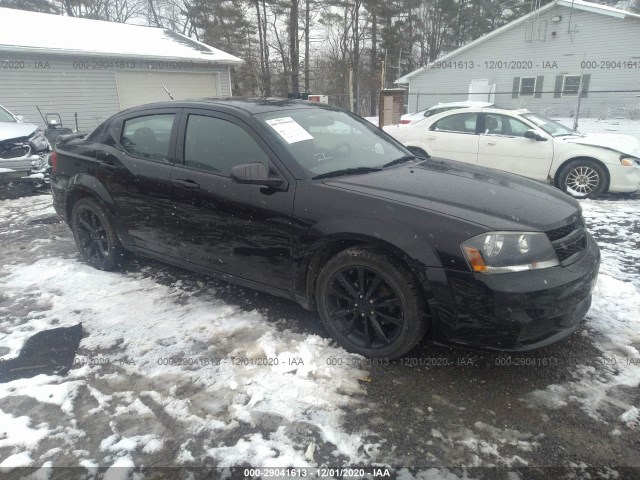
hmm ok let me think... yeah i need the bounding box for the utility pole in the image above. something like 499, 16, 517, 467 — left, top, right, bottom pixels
349, 64, 354, 112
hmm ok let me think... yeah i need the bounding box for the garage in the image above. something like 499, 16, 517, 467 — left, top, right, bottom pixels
114, 70, 221, 110
0, 7, 242, 131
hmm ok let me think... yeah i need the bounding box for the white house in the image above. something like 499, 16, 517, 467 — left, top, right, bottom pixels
398, 0, 640, 119
0, 7, 243, 131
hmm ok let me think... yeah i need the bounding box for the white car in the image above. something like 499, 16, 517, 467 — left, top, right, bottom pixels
400, 100, 493, 125
384, 107, 640, 197
1, 104, 51, 184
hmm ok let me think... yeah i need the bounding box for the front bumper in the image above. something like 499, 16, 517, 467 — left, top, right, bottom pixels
608, 164, 640, 193
0, 152, 51, 184
433, 232, 600, 351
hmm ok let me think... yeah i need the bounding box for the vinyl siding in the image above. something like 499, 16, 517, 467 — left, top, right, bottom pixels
406, 6, 640, 117
0, 53, 232, 131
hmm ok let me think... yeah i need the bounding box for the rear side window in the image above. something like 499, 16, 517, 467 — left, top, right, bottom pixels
431, 112, 477, 134
184, 115, 269, 174
121, 114, 174, 161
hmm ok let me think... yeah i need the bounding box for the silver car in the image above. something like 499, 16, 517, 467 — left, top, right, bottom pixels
0, 105, 51, 185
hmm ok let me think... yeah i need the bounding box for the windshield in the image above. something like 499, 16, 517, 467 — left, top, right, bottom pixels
0, 106, 17, 123
255, 108, 410, 177
522, 112, 578, 137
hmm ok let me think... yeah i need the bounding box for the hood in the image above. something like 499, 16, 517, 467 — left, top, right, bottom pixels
563, 133, 640, 158
0, 122, 39, 142
323, 158, 580, 232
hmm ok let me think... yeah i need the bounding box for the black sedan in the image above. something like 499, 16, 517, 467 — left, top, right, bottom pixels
50, 99, 600, 358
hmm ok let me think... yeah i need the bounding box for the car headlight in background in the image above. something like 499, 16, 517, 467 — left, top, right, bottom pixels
461, 232, 559, 274
28, 129, 50, 152
620, 154, 640, 167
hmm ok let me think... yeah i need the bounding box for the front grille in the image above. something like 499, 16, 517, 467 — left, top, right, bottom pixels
0, 140, 30, 159
546, 220, 587, 265
518, 317, 558, 343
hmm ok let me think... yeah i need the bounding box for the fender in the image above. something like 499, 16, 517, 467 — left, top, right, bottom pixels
66, 174, 136, 248
292, 216, 445, 308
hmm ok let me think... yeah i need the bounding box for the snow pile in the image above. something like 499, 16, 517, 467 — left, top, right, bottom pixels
0, 257, 370, 467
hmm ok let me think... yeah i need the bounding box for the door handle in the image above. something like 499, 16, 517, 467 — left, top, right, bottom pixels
100, 163, 117, 170
174, 179, 200, 189
486, 141, 497, 146
426, 136, 436, 141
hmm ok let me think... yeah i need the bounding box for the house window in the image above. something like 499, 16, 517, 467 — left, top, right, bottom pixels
562, 75, 582, 96
519, 77, 537, 96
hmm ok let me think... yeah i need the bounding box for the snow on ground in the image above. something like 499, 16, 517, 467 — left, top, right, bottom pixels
1, 193, 640, 473
527, 197, 640, 424
0, 198, 374, 470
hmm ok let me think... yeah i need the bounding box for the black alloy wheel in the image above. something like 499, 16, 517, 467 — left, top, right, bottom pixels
71, 198, 123, 270
316, 247, 427, 358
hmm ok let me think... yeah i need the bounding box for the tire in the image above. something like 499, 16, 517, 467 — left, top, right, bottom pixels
407, 146, 429, 158
557, 159, 607, 198
71, 197, 124, 271
315, 247, 428, 359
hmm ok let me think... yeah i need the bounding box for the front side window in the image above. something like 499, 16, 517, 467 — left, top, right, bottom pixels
562, 75, 582, 96
121, 114, 174, 161
431, 112, 478, 134
519, 77, 536, 96
184, 115, 269, 174
483, 114, 531, 137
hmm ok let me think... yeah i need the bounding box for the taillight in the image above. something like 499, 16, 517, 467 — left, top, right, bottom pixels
50, 151, 57, 173
400, 119, 411, 124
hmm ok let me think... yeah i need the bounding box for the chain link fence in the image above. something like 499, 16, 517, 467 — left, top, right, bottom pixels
327, 90, 640, 137
407, 90, 640, 137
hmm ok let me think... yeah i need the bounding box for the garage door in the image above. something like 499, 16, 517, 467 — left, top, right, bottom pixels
115, 70, 220, 110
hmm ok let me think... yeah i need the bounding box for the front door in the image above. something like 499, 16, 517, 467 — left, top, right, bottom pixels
171, 109, 294, 290
477, 113, 554, 182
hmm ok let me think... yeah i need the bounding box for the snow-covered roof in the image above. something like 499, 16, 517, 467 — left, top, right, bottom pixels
397, 0, 640, 83
0, 7, 243, 64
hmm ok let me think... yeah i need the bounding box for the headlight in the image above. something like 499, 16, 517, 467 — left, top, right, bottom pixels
461, 232, 559, 274
29, 130, 50, 152
620, 155, 640, 167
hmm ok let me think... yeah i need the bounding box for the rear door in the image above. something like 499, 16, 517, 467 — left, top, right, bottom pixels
97, 108, 180, 255
477, 112, 554, 182
423, 112, 480, 164
170, 109, 295, 289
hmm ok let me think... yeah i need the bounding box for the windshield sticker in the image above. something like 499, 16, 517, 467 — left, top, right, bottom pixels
265, 117, 314, 144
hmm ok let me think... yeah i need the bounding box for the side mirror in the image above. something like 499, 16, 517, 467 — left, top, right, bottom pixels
230, 162, 284, 188
15, 115, 26, 123
524, 129, 547, 141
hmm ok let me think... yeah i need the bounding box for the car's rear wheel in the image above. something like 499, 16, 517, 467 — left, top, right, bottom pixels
316, 247, 427, 359
71, 198, 123, 271
557, 159, 607, 198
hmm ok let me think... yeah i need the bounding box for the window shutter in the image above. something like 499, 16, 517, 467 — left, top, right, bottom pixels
535, 76, 544, 98
512, 77, 520, 98
580, 74, 591, 98
554, 75, 563, 98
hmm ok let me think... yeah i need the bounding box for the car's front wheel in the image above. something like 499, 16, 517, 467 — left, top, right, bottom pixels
316, 247, 427, 359
557, 159, 607, 198
71, 197, 123, 270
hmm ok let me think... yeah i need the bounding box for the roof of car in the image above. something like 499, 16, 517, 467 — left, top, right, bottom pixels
119, 98, 342, 116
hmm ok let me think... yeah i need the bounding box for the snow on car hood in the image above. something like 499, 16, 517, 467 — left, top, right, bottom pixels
563, 133, 640, 158
0, 122, 38, 142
